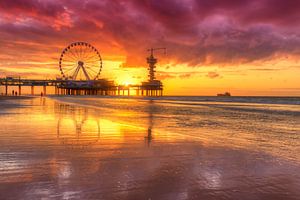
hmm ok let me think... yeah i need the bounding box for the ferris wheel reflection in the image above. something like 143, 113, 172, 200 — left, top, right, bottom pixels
55, 103, 100, 148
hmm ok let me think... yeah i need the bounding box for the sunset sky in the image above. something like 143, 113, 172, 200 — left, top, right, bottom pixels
0, 0, 300, 96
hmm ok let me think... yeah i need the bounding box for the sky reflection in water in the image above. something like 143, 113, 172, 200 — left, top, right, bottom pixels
0, 97, 299, 200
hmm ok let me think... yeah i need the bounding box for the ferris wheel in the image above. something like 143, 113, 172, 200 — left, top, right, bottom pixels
59, 42, 102, 80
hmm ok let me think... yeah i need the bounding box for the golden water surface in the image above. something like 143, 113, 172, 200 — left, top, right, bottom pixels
0, 97, 299, 199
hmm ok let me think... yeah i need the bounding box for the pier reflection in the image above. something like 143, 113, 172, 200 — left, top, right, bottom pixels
145, 100, 155, 146
54, 103, 100, 148
53, 99, 159, 148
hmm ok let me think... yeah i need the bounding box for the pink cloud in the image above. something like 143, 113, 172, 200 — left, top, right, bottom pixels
0, 0, 300, 72
206, 72, 220, 79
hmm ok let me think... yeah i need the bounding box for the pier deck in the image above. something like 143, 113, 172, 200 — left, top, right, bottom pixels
0, 77, 163, 96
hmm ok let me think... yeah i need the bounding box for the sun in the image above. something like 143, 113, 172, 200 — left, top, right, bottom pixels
124, 81, 130, 86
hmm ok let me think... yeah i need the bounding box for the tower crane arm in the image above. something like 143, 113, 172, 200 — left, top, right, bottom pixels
147, 48, 167, 56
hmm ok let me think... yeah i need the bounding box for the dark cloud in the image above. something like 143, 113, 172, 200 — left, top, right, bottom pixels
0, 0, 300, 70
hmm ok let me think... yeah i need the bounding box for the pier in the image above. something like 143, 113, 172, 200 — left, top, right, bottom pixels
0, 42, 164, 97
0, 78, 163, 97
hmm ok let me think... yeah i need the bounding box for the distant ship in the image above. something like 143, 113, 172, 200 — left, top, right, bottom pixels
217, 92, 231, 97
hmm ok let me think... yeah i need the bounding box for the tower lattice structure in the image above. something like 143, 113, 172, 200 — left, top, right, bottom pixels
147, 53, 157, 82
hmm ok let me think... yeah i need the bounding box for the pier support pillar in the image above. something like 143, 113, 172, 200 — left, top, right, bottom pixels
31, 86, 34, 95
5, 84, 8, 96
43, 85, 46, 95
18, 85, 21, 96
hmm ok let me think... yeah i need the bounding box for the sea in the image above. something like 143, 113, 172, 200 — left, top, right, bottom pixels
0, 95, 299, 199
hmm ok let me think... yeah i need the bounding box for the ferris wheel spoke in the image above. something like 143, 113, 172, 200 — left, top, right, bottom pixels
85, 57, 100, 62
64, 65, 78, 73
64, 49, 78, 60
79, 45, 84, 60
62, 64, 76, 69
86, 57, 100, 62
81, 45, 87, 60
62, 64, 76, 70
74, 45, 82, 60
84, 49, 95, 61
82, 45, 90, 60
85, 56, 98, 63
83, 65, 97, 79
85, 59, 100, 66
84, 62, 97, 68
85, 65, 99, 75
64, 69, 77, 78
85, 61, 99, 66
87, 53, 100, 59
85, 63, 98, 68
69, 48, 80, 61
61, 48, 75, 61
88, 67, 98, 79
74, 46, 81, 60
84, 64, 96, 68
64, 53, 77, 61
62, 57, 75, 61
84, 53, 99, 61
84, 45, 94, 59
77, 45, 83, 60
62, 59, 76, 64
80, 45, 86, 60
85, 61, 101, 66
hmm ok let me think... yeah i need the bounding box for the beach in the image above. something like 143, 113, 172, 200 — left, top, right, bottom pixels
0, 96, 299, 199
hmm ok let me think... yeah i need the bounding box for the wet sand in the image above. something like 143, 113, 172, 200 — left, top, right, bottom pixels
0, 96, 34, 110
0, 97, 299, 200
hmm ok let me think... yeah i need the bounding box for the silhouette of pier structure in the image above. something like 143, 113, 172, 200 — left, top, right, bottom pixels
0, 78, 163, 96
0, 43, 164, 97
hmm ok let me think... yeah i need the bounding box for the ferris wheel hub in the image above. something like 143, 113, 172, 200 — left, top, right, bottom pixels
78, 61, 84, 66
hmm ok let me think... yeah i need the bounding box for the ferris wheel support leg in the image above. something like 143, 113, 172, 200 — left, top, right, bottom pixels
81, 66, 90, 81
72, 65, 81, 80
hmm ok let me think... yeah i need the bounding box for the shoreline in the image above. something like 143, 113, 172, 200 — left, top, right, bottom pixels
0, 96, 35, 110
0, 95, 35, 100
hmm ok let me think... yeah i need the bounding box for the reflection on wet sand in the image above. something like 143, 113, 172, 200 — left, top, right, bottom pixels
0, 97, 299, 200
56, 103, 100, 148
145, 100, 154, 146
